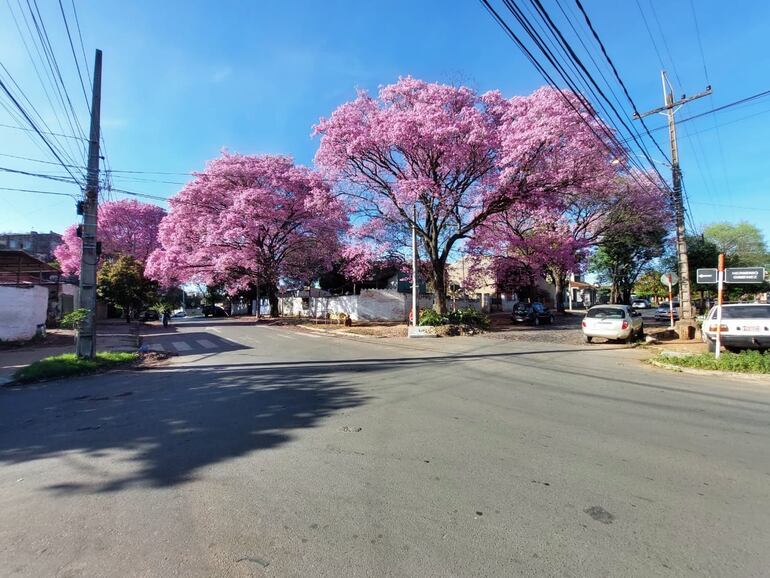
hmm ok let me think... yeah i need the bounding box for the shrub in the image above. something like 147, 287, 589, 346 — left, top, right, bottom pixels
655, 350, 770, 374
419, 307, 489, 329
60, 308, 89, 330
419, 309, 446, 326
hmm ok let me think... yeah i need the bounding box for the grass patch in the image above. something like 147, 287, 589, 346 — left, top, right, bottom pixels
12, 351, 139, 384
654, 350, 770, 374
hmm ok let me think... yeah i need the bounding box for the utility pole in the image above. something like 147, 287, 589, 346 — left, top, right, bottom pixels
635, 71, 711, 332
76, 49, 102, 359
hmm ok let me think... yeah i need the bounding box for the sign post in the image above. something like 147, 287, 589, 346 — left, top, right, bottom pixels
660, 272, 679, 329
715, 254, 725, 359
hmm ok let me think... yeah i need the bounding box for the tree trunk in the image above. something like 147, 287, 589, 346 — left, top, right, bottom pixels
554, 274, 566, 312
431, 260, 448, 314
268, 284, 279, 317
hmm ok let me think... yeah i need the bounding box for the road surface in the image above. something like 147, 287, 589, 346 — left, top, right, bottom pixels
1, 318, 768, 576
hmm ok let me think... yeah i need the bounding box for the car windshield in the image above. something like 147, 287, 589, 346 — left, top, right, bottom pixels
514, 304, 531, 312
586, 307, 625, 319
719, 305, 770, 319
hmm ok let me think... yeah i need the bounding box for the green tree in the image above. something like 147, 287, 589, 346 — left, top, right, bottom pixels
703, 222, 768, 267
97, 256, 159, 322
589, 225, 668, 304
633, 270, 668, 301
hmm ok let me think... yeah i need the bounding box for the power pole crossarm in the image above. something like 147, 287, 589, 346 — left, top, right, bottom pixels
633, 86, 712, 118
76, 49, 102, 359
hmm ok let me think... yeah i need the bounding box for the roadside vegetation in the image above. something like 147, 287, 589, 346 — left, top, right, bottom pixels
654, 350, 770, 374
419, 308, 490, 330
12, 352, 139, 384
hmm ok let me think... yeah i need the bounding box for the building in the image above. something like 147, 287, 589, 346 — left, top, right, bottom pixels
0, 250, 78, 334
446, 255, 557, 311
0, 230, 63, 262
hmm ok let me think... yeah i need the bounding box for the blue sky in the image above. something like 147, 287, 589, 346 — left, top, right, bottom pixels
1, 0, 769, 241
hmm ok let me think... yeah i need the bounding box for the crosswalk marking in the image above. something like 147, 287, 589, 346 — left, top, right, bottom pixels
197, 339, 216, 348
172, 341, 192, 351
275, 332, 295, 340
146, 343, 164, 352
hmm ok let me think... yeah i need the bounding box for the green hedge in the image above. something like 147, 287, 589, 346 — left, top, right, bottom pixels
419, 307, 490, 329
655, 350, 770, 374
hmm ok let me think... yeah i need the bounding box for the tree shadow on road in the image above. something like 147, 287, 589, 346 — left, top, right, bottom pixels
0, 363, 368, 494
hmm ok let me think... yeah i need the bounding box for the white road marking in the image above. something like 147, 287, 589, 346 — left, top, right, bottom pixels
147, 343, 164, 351
275, 332, 295, 340
196, 339, 216, 349
172, 341, 192, 352
300, 332, 321, 339
210, 327, 222, 333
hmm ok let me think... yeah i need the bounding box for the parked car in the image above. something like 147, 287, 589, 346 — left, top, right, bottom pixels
512, 302, 554, 326
138, 310, 160, 321
631, 298, 651, 309
582, 304, 643, 343
701, 303, 770, 352
202, 305, 228, 318
654, 301, 680, 321
171, 310, 186, 318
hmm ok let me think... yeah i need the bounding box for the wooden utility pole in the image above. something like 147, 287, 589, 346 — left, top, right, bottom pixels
635, 71, 711, 330
76, 49, 102, 358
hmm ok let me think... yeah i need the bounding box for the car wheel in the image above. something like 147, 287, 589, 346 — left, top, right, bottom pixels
725, 346, 742, 353
534, 316, 540, 326
584, 334, 592, 343
638, 325, 645, 339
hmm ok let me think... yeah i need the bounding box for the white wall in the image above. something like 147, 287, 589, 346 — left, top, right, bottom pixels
0, 285, 49, 341
279, 290, 436, 322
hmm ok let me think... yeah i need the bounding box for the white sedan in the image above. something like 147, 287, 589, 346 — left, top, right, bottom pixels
702, 303, 770, 352
582, 305, 644, 344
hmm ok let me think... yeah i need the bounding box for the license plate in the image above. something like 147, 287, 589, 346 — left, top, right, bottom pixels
743, 325, 760, 331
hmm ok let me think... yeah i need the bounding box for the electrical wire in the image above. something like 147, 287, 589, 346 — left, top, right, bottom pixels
0, 185, 77, 198
481, 0, 671, 200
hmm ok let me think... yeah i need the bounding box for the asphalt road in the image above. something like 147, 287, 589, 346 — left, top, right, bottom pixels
1, 319, 769, 577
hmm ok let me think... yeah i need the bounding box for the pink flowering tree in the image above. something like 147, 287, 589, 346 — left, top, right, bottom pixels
145, 153, 347, 316
54, 199, 166, 275
314, 77, 619, 313
469, 170, 672, 308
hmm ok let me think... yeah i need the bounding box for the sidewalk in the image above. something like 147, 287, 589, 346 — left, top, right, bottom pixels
0, 321, 139, 385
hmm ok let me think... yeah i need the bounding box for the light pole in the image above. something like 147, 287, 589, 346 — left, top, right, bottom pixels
411, 205, 418, 328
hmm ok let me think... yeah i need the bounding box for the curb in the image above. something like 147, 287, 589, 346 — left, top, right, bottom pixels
646, 358, 769, 382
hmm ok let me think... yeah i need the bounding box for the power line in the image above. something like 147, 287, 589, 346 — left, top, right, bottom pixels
480, 0, 671, 200
0, 120, 87, 141
571, 0, 671, 164
0, 185, 77, 197
5, 0, 85, 168
0, 164, 79, 183
57, 0, 89, 111
0, 77, 84, 184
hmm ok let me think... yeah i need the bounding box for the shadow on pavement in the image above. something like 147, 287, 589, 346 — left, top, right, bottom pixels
0, 363, 367, 494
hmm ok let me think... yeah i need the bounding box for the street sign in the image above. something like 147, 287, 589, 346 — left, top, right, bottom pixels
660, 272, 679, 287
696, 268, 718, 284
725, 267, 766, 284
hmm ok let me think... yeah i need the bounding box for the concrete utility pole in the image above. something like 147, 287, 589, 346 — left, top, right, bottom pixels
76, 49, 102, 359
635, 71, 711, 332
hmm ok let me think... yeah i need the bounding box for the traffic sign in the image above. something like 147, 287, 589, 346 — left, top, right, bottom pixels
725, 267, 766, 284
696, 268, 718, 284
660, 272, 678, 287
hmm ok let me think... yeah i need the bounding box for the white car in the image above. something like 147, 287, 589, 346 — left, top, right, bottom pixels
702, 303, 770, 353
582, 304, 644, 344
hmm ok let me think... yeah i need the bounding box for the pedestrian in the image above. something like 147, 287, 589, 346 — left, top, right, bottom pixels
162, 307, 171, 327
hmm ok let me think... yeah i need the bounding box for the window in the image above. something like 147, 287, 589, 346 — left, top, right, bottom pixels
586, 307, 625, 319
719, 306, 770, 320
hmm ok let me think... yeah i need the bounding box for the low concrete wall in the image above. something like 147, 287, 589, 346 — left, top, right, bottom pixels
0, 285, 48, 341
279, 290, 435, 321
